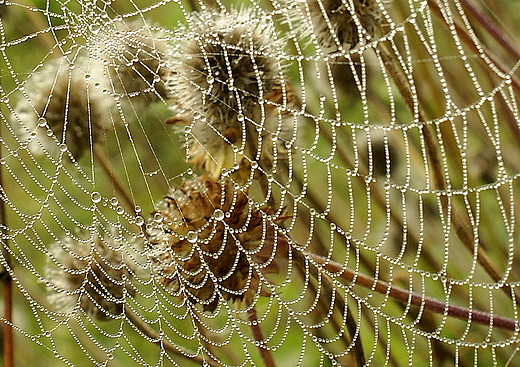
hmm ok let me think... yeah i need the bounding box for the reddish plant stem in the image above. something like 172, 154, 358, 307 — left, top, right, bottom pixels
247, 307, 277, 367
0, 123, 14, 367
126, 310, 220, 367
93, 144, 135, 214
458, 0, 520, 60
427, 0, 520, 99
307, 252, 519, 331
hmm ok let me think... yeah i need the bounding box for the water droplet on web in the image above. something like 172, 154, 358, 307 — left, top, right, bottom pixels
46, 129, 54, 137
213, 209, 225, 221
154, 212, 163, 222
206, 75, 214, 84
89, 23, 101, 34
237, 113, 244, 122
91, 192, 102, 203
116, 206, 124, 215
135, 216, 145, 226
110, 197, 118, 206
135, 205, 141, 213
60, 144, 67, 152
37, 117, 47, 127
186, 231, 198, 243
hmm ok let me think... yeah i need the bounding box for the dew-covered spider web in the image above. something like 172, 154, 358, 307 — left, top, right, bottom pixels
2, 0, 520, 365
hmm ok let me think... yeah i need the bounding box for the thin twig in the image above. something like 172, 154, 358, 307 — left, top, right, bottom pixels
93, 144, 135, 214
293, 250, 365, 367
247, 307, 278, 367
307, 251, 519, 331
126, 309, 220, 367
0, 117, 14, 367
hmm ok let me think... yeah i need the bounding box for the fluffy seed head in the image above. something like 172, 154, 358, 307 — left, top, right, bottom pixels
46, 234, 136, 320
15, 57, 107, 159
293, 0, 386, 51
91, 23, 172, 107
146, 174, 287, 312
169, 8, 298, 181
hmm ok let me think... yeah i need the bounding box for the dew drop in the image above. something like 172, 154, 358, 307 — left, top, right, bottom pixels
186, 231, 198, 243
90, 191, 101, 204
135, 216, 145, 226
250, 161, 258, 169
60, 144, 68, 152
206, 75, 214, 84
213, 209, 225, 221
154, 212, 163, 222
116, 206, 124, 215
110, 197, 118, 206
237, 113, 245, 122
37, 117, 47, 127
135, 205, 142, 213
89, 23, 101, 34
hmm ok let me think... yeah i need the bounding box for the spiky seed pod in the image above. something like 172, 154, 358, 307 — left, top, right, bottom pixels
168, 8, 298, 181
294, 0, 386, 51
146, 174, 288, 312
92, 23, 172, 107
15, 57, 107, 159
46, 234, 136, 320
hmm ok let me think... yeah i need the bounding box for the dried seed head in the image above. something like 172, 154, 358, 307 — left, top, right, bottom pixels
168, 8, 298, 181
15, 57, 107, 159
46, 234, 136, 320
146, 174, 287, 312
293, 0, 387, 51
91, 23, 172, 107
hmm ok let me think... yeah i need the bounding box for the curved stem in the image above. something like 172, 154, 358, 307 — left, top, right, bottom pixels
0, 113, 14, 367
93, 144, 135, 215
126, 309, 220, 367
306, 251, 519, 331
247, 307, 278, 367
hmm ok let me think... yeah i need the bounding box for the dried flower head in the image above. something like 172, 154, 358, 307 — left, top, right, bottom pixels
91, 23, 172, 107
15, 57, 107, 159
168, 8, 298, 181
293, 0, 387, 51
46, 233, 136, 320
146, 174, 288, 312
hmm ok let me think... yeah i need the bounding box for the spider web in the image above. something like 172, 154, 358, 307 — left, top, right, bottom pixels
2, 0, 520, 365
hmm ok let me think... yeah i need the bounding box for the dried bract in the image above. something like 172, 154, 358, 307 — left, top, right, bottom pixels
46, 234, 136, 320
168, 8, 298, 181
146, 175, 288, 312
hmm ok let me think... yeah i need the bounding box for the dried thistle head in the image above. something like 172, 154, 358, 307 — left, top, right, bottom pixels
293, 0, 387, 51
91, 23, 172, 107
168, 8, 298, 181
15, 57, 107, 159
146, 174, 288, 312
46, 234, 136, 320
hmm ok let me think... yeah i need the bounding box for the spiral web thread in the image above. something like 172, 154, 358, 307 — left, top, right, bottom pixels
1, 0, 520, 365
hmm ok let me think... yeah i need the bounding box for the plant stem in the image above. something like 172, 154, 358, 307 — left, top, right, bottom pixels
458, 0, 520, 61
293, 250, 365, 367
247, 307, 278, 367
126, 309, 219, 367
93, 144, 135, 214
0, 118, 14, 367
307, 251, 519, 331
